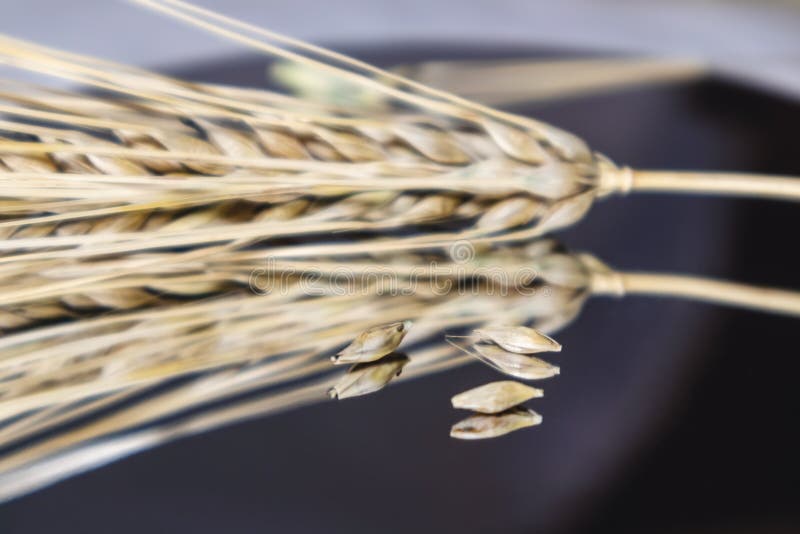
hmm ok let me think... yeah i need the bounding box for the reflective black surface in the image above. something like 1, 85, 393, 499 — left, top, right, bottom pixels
1, 45, 799, 533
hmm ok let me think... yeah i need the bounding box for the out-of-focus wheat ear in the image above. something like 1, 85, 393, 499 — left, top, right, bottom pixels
389, 57, 708, 106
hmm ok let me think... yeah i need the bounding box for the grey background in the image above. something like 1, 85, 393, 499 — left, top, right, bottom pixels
3, 0, 800, 98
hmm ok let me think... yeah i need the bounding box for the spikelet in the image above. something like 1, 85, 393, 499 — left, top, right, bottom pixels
451, 380, 542, 414
471, 343, 560, 380
331, 321, 412, 364
472, 326, 561, 354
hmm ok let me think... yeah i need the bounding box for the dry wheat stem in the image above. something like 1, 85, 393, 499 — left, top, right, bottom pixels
598, 272, 800, 316
623, 169, 800, 201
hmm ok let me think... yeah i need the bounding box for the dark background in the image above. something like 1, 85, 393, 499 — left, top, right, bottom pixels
1, 46, 799, 533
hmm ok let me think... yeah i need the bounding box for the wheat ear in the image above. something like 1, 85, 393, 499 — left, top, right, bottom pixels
129, 0, 800, 204
0, 243, 799, 500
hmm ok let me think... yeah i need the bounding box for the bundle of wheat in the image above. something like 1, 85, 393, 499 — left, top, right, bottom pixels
1, 0, 800, 503
0, 240, 585, 423
1, 0, 798, 268
0, 241, 590, 500
0, 1, 797, 338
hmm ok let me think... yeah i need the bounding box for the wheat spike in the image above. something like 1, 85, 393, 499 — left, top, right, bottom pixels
1, 238, 800, 499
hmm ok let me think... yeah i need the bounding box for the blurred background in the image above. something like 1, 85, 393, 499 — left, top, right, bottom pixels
6, 0, 800, 99
1, 1, 800, 533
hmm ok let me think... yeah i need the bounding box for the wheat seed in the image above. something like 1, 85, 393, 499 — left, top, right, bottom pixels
451, 380, 542, 414
472, 325, 562, 354
469, 343, 561, 380
331, 320, 412, 364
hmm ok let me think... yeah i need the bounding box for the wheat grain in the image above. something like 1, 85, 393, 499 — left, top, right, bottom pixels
472, 325, 562, 354
331, 321, 412, 364
451, 380, 542, 414
468, 343, 561, 380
